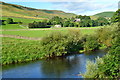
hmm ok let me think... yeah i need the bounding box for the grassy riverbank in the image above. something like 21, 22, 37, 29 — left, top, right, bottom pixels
2, 37, 42, 65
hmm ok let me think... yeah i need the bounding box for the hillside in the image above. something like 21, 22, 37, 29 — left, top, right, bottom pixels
93, 11, 115, 18
0, 2, 76, 19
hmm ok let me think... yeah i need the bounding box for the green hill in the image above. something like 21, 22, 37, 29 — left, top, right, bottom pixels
0, 2, 76, 19
93, 11, 115, 18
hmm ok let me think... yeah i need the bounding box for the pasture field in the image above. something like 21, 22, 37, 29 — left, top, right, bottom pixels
1, 17, 41, 24
1, 24, 27, 30
2, 17, 41, 23
1, 16, 42, 30
2, 28, 97, 38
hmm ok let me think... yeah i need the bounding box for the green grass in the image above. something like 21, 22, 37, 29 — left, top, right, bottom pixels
2, 37, 43, 65
1, 24, 26, 29
2, 28, 96, 38
2, 17, 41, 24
1, 16, 42, 29
93, 11, 115, 18
1, 2, 76, 19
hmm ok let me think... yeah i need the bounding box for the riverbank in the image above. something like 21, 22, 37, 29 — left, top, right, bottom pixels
2, 50, 107, 78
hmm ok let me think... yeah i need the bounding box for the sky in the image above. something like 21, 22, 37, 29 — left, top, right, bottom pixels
1, 0, 120, 15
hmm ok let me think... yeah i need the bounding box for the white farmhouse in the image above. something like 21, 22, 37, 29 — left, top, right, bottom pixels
54, 25, 61, 28
74, 19, 81, 22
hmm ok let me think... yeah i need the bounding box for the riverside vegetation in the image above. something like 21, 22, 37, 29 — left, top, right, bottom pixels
1, 7, 120, 79
82, 9, 120, 78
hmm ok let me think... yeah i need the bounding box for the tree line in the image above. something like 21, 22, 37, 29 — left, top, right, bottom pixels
28, 14, 111, 28
1, 18, 22, 25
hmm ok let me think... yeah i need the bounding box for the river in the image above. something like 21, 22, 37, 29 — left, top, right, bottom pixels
2, 50, 107, 78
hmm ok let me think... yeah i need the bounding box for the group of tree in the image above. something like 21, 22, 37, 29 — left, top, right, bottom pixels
83, 23, 120, 78
111, 9, 120, 23
1, 18, 22, 25
82, 9, 120, 78
44, 15, 109, 27
40, 28, 101, 57
28, 13, 112, 28
28, 21, 50, 28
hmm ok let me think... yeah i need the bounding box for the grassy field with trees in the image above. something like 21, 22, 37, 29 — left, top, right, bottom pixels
1, 1, 119, 78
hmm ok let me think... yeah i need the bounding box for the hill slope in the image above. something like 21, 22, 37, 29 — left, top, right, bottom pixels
0, 2, 76, 19
93, 11, 115, 18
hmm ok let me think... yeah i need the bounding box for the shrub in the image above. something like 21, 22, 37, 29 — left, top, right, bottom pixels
83, 24, 120, 78
41, 32, 68, 57
41, 29, 83, 57
82, 58, 101, 78
83, 35, 100, 51
96, 27, 113, 47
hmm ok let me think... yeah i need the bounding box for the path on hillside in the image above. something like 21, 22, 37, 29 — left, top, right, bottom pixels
1, 27, 99, 31
0, 34, 42, 40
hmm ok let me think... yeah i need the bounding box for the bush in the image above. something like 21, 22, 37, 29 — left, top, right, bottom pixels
82, 58, 102, 78
82, 24, 120, 78
41, 32, 68, 57
41, 29, 83, 57
83, 35, 100, 51
96, 27, 113, 47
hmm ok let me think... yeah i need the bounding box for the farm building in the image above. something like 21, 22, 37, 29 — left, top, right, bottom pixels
54, 25, 61, 28
74, 19, 81, 22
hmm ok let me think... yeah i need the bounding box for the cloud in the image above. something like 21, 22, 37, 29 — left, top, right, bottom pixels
51, 1, 118, 15
1, 0, 87, 2
1, 0, 119, 2
1, 0, 119, 15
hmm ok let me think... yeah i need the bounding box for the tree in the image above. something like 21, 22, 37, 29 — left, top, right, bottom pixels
96, 17, 109, 26
111, 9, 120, 23
63, 21, 70, 27
6, 18, 14, 24
83, 35, 100, 51
28, 21, 49, 28
69, 22, 74, 27
83, 23, 120, 78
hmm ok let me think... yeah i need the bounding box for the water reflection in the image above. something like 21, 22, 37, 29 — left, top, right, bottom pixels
2, 50, 107, 78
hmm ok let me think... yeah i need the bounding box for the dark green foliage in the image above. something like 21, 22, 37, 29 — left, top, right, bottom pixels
41, 32, 68, 57
0, 20, 6, 25
6, 18, 14, 24
96, 17, 109, 26
69, 22, 74, 27
83, 23, 120, 78
66, 29, 83, 53
63, 21, 70, 27
48, 15, 109, 27
28, 21, 50, 28
49, 16, 63, 25
111, 9, 120, 23
41, 29, 83, 57
96, 27, 113, 47
83, 35, 100, 51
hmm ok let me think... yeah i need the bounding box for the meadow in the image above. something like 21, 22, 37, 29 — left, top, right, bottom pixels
2, 28, 97, 38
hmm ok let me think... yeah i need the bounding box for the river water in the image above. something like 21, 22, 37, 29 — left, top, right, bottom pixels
2, 50, 107, 78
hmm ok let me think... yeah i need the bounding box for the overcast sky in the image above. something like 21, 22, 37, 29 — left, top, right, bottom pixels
1, 0, 119, 15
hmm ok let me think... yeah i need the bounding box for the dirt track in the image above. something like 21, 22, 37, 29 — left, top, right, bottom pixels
0, 34, 42, 40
